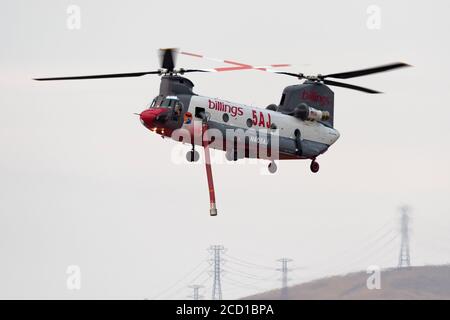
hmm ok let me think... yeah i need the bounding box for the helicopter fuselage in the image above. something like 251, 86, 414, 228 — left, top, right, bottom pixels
140, 92, 340, 161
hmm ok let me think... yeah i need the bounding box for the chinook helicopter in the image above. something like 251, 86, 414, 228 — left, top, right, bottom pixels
34, 48, 409, 216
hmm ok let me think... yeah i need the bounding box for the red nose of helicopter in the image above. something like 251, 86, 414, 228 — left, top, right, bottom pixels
140, 109, 157, 128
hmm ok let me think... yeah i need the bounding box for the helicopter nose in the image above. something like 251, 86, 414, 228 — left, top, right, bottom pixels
140, 109, 157, 128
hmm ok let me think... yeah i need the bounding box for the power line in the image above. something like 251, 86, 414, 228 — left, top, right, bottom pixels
312, 223, 397, 275
164, 266, 210, 299
223, 272, 278, 292
222, 276, 267, 291
333, 232, 399, 274
152, 260, 207, 299
310, 218, 395, 272
222, 265, 277, 281
223, 253, 274, 270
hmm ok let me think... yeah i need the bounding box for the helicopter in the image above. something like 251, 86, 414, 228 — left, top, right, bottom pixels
34, 48, 409, 216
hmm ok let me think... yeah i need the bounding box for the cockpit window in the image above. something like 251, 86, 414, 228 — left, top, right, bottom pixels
160, 99, 173, 107
160, 96, 180, 108
147, 97, 157, 109
147, 96, 181, 110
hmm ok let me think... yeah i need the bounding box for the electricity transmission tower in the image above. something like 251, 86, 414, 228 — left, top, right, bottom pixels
188, 285, 203, 300
209, 245, 225, 300
277, 258, 292, 299
398, 206, 411, 268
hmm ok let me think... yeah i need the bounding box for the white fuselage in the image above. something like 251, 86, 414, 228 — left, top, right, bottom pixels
184, 95, 340, 148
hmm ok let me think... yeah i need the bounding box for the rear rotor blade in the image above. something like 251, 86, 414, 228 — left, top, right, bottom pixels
323, 62, 410, 79
323, 79, 381, 94
273, 71, 305, 79
34, 71, 161, 81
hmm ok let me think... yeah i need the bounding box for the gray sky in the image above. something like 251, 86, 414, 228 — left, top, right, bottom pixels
1, 0, 449, 299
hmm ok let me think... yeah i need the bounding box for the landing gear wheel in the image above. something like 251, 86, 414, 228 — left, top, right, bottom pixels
310, 160, 320, 173
268, 161, 277, 174
186, 150, 200, 162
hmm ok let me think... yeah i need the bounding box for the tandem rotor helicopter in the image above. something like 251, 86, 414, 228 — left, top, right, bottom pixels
35, 48, 409, 216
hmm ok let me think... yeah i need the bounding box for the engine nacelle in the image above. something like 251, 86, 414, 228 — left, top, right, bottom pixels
293, 103, 330, 122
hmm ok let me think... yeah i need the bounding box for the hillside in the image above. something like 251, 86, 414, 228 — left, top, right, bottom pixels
243, 265, 450, 300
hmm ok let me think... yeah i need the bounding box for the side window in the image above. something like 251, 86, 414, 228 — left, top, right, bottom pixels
195, 107, 205, 119
174, 101, 183, 113
172, 101, 183, 120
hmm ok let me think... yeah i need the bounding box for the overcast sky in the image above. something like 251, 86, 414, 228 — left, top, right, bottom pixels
1, 0, 450, 299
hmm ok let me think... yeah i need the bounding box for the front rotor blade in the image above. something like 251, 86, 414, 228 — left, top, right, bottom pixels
323, 62, 410, 79
34, 71, 160, 81
159, 48, 178, 72
323, 79, 381, 94
181, 66, 290, 74
181, 51, 251, 67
